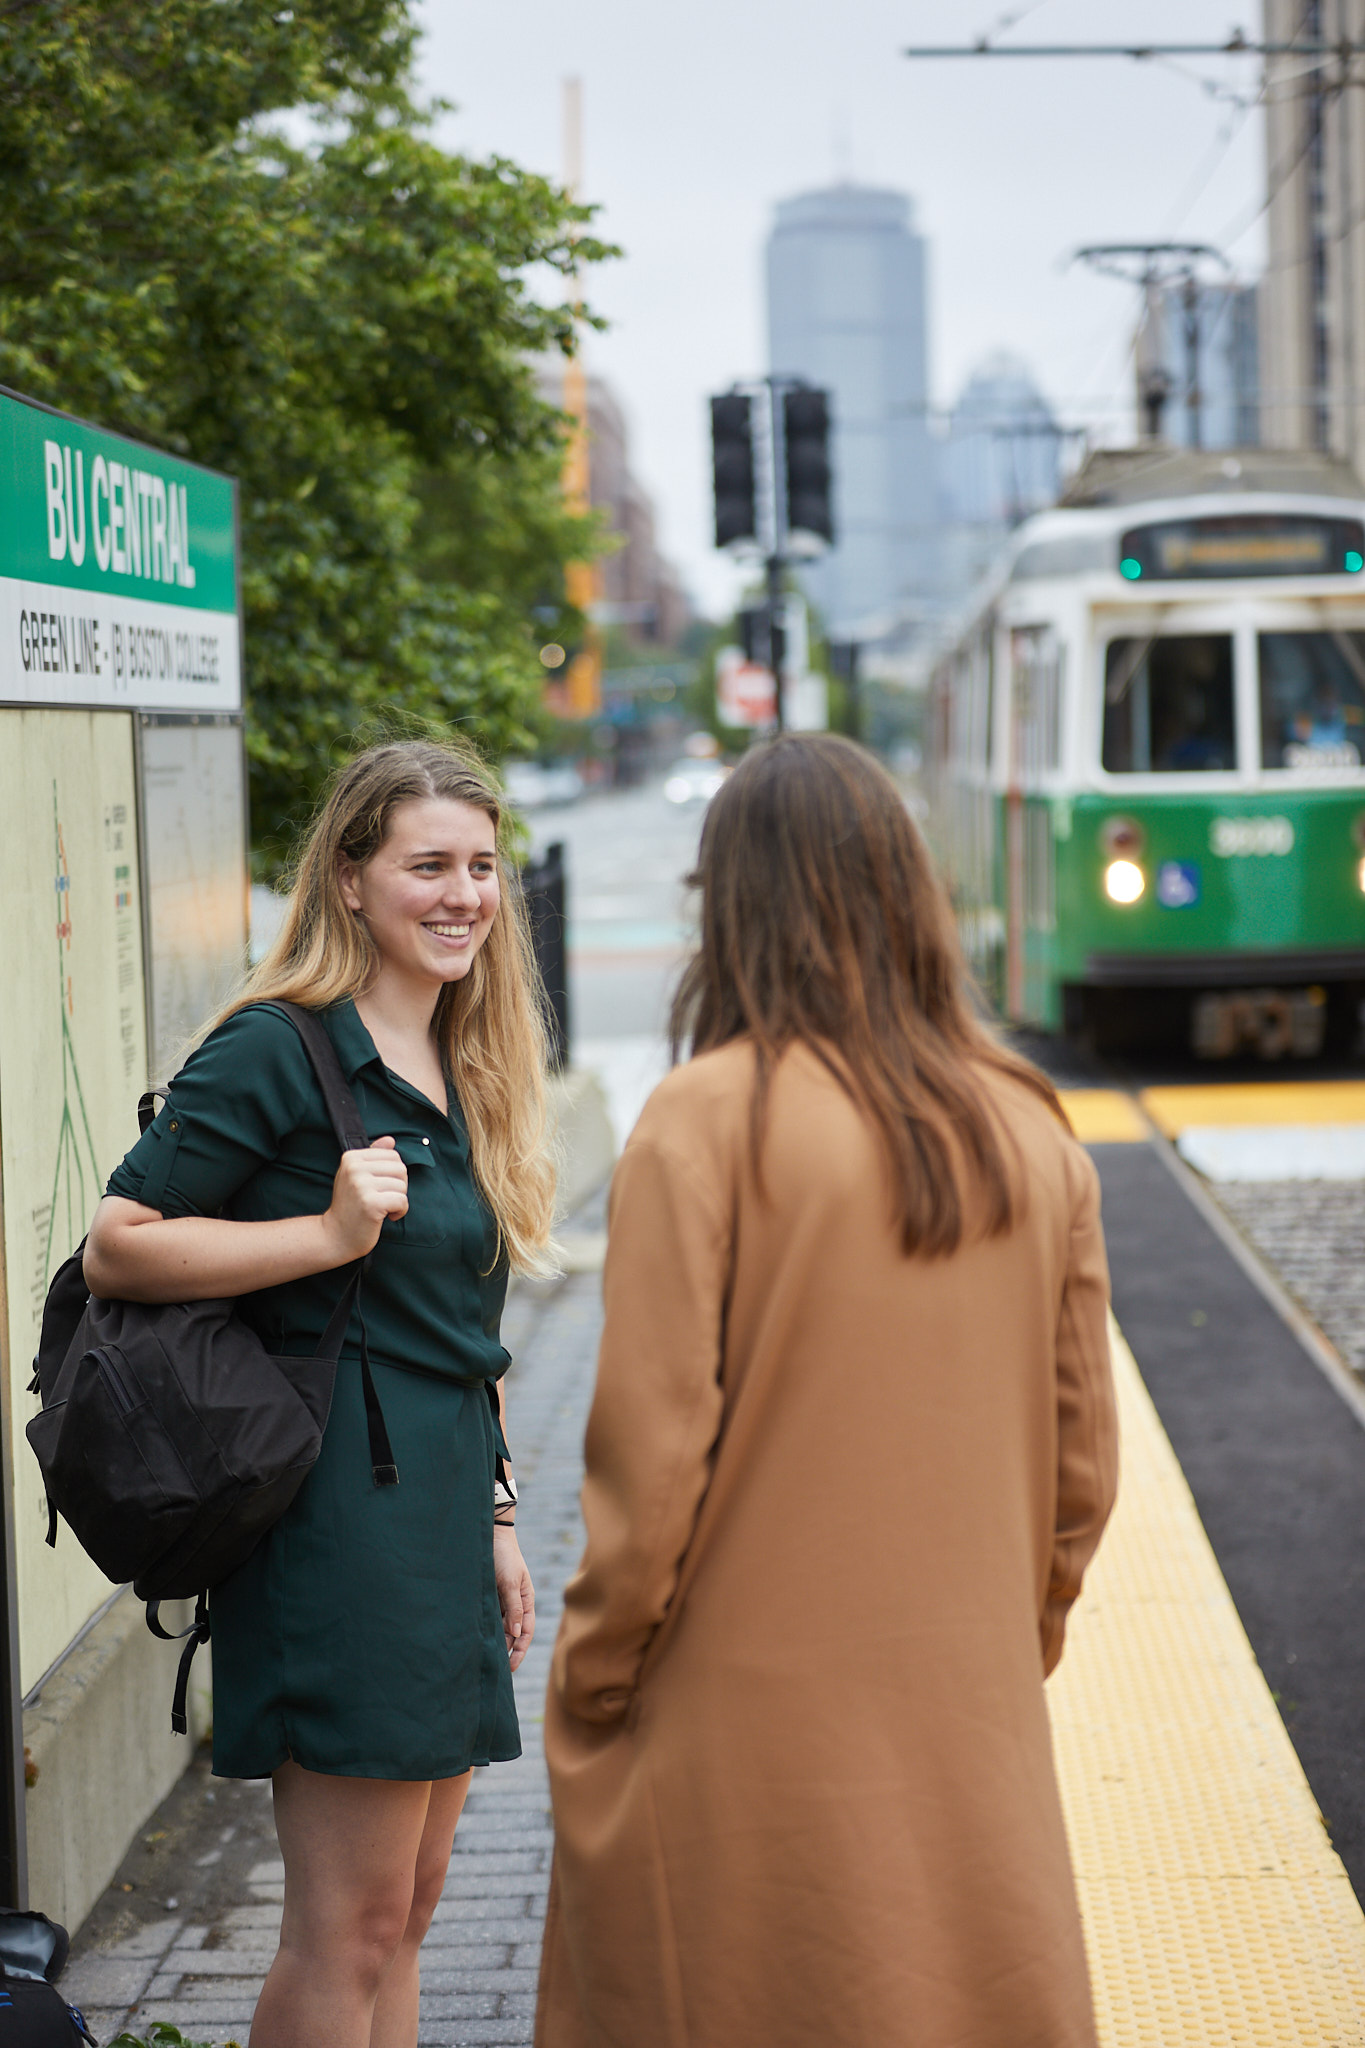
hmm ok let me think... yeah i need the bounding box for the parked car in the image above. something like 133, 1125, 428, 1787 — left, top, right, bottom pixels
503, 760, 585, 810
663, 758, 728, 805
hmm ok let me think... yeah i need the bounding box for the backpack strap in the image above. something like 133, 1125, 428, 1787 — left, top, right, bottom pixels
144, 1003, 398, 1488
139, 1002, 369, 1150
147, 1594, 211, 1735
258, 1002, 399, 1489
268, 1001, 371, 1153
137, 1084, 173, 1136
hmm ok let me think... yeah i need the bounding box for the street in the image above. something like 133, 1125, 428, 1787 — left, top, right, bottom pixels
531, 778, 705, 1148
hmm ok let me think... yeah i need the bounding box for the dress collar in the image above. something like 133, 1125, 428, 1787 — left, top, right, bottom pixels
322, 998, 385, 1082
323, 1000, 463, 1136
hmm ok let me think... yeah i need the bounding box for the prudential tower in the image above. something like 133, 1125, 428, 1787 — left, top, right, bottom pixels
766, 185, 937, 639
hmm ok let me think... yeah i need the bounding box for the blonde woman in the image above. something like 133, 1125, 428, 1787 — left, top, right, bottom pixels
84, 739, 555, 2048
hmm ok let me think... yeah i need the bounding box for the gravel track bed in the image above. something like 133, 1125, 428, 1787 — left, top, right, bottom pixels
1210, 1179, 1365, 1376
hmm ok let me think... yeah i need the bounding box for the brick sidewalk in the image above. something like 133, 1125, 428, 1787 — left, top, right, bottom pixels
64, 1259, 605, 2048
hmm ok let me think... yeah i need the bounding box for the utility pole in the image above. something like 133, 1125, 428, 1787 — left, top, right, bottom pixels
1073, 244, 1229, 449
1137, 272, 1172, 443
1182, 272, 1202, 448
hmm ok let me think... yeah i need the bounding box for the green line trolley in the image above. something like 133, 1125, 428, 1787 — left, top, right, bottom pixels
925, 450, 1365, 1058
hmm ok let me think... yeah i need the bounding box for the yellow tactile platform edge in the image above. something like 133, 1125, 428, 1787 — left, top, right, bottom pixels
1059, 1090, 1150, 1144
1141, 1080, 1365, 1134
1048, 1318, 1365, 2046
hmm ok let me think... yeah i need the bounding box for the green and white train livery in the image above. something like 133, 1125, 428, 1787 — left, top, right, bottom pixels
926, 451, 1365, 1057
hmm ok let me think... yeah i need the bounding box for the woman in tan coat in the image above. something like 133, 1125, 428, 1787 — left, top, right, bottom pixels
537, 734, 1118, 2048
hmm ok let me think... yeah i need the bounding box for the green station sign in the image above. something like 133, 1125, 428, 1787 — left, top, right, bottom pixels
0, 388, 240, 711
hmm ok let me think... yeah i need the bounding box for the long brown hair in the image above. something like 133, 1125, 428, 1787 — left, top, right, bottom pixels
208, 738, 556, 1274
669, 733, 1061, 1255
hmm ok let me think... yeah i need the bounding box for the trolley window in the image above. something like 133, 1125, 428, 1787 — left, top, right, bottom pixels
1010, 624, 1062, 776
1102, 635, 1236, 774
1259, 632, 1365, 769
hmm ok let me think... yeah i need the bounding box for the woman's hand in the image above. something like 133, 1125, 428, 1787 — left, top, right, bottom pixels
321, 1136, 409, 1261
493, 1527, 535, 1672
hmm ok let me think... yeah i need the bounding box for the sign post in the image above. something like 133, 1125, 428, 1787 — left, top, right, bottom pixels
0, 388, 245, 1920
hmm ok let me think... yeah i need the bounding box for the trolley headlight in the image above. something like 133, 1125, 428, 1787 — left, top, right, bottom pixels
1103, 858, 1146, 905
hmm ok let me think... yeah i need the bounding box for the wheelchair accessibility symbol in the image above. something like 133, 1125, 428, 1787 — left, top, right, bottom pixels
1157, 860, 1201, 909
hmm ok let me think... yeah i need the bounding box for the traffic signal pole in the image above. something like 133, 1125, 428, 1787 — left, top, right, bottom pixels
765, 555, 786, 731
710, 375, 833, 736
764, 378, 789, 731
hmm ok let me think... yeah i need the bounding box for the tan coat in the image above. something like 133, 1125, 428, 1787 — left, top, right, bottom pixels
537, 1040, 1117, 2048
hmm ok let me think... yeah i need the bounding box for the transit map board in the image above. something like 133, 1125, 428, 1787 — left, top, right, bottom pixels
0, 712, 149, 1690
0, 387, 240, 713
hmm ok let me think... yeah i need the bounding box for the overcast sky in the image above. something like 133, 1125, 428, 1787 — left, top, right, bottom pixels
415, 1, 1268, 616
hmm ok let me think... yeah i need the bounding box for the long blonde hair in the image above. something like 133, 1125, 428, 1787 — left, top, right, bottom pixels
214, 738, 556, 1274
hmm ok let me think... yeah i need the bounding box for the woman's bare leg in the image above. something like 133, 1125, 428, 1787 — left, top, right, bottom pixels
370, 1773, 472, 2048
250, 1762, 437, 2048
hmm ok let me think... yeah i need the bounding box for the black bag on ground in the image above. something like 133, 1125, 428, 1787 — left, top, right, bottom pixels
25, 1002, 398, 1732
0, 1908, 96, 2043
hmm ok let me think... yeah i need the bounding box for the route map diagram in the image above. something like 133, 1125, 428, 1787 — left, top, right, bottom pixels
0, 712, 150, 1687
42, 781, 100, 1287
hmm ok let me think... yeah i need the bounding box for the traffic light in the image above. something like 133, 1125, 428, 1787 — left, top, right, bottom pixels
711, 394, 757, 548
738, 604, 784, 673
783, 388, 834, 544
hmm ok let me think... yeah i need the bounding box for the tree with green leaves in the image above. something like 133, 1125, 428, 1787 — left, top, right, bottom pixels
0, 0, 613, 862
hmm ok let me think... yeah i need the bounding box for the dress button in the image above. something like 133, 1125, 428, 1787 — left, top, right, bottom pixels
421, 1137, 430, 1146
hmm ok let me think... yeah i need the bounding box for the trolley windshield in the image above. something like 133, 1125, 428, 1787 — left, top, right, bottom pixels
1259, 631, 1365, 769
1102, 634, 1235, 773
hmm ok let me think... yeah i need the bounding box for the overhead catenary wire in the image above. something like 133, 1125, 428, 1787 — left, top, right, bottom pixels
903, 37, 1358, 60
1215, 75, 1340, 252
907, 16, 1365, 444
970, 0, 1054, 46
1163, 95, 1261, 236
1145, 50, 1265, 112
903, 31, 1365, 113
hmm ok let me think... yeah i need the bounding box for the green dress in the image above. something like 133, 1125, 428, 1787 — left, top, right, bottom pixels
106, 999, 520, 1781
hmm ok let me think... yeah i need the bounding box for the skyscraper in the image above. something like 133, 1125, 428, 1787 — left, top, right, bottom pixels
939, 354, 1062, 605
941, 355, 1062, 527
766, 185, 937, 637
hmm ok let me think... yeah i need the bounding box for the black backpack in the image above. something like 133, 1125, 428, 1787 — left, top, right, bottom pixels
26, 1003, 398, 1732
0, 1910, 96, 2044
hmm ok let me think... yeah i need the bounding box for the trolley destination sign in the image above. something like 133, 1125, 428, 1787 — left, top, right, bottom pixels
0, 387, 241, 712
1118, 512, 1365, 583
